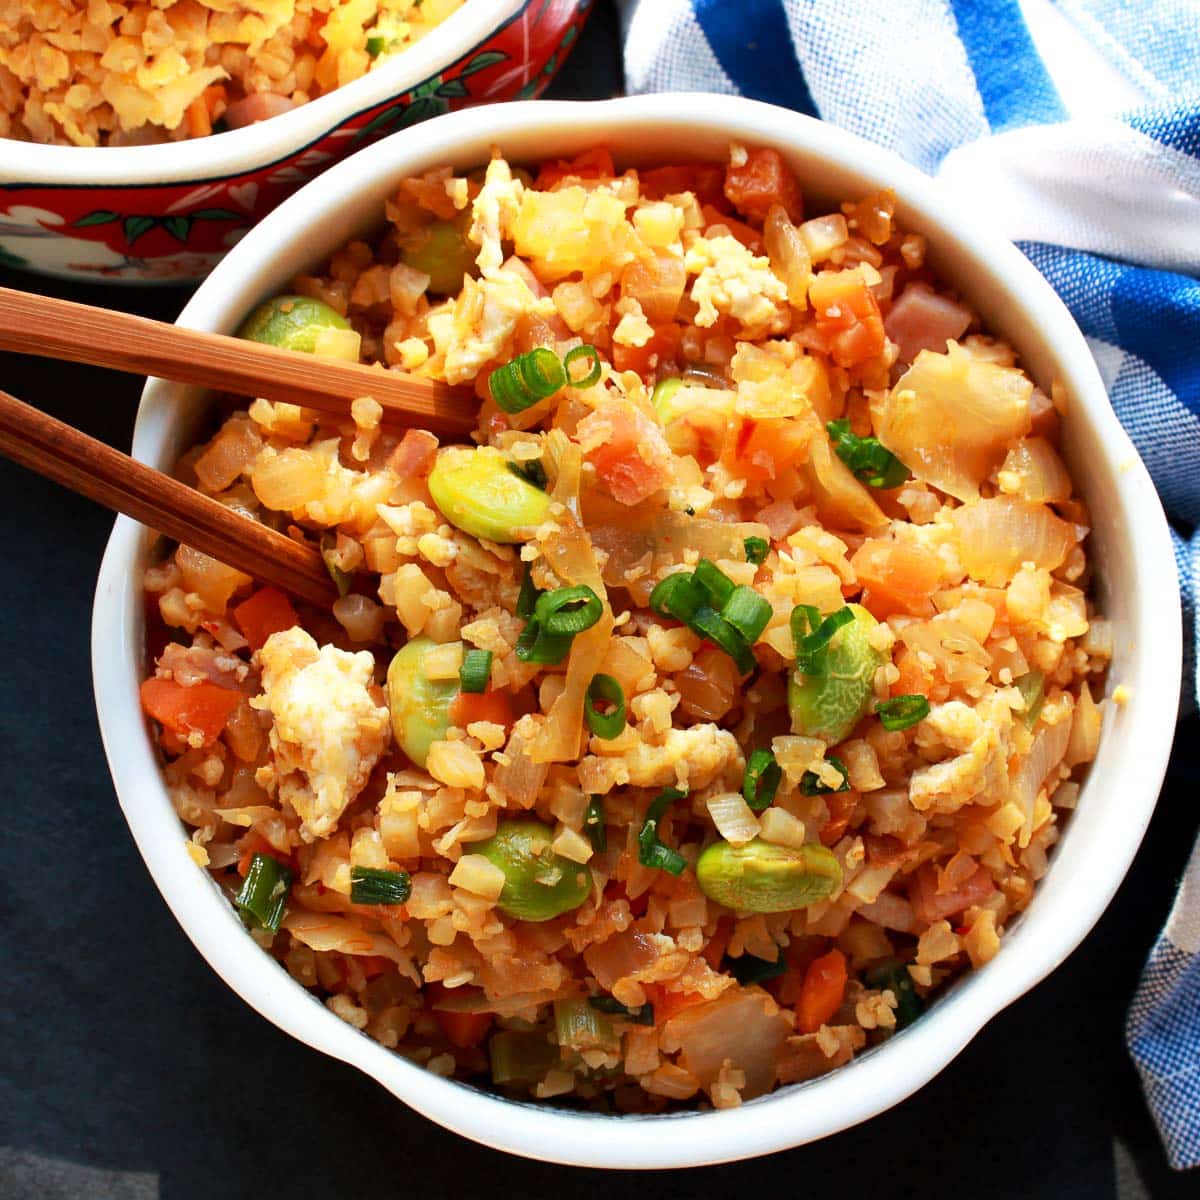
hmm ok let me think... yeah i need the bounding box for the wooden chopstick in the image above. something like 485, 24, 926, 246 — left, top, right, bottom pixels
0, 285, 477, 437
0, 388, 337, 607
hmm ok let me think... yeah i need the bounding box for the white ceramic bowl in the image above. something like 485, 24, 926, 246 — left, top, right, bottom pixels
92, 94, 1181, 1167
0, 0, 591, 282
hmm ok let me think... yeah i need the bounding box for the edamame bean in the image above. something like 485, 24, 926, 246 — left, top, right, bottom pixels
237, 295, 353, 355
386, 637, 459, 767
695, 838, 841, 913
788, 603, 884, 745
428, 446, 552, 544
476, 820, 592, 922
401, 216, 478, 296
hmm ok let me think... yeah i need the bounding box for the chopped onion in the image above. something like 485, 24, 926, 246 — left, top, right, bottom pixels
1065, 681, 1103, 767
804, 434, 888, 532
950, 497, 1074, 585
1010, 714, 1072, 846
877, 342, 1032, 501
582, 928, 658, 990
282, 911, 409, 964
998, 436, 1073, 503
706, 792, 762, 845
764, 204, 812, 308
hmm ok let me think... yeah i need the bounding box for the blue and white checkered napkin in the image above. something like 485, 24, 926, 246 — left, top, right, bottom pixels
619, 0, 1200, 1169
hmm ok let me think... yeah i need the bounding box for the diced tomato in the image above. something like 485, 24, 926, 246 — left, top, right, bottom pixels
700, 203, 763, 252
640, 163, 727, 208
733, 417, 812, 483
724, 147, 803, 223
582, 406, 673, 505
611, 323, 681, 379
851, 539, 942, 619
448, 689, 514, 732
796, 948, 848, 1033
232, 586, 299, 652
642, 982, 707, 1025
387, 428, 439, 479
810, 270, 886, 368
819, 790, 858, 847
536, 147, 615, 189
140, 677, 240, 747
908, 861, 995, 926
701, 916, 733, 970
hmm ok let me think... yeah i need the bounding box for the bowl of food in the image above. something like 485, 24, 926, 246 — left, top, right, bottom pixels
92, 94, 1180, 1166
0, 0, 591, 282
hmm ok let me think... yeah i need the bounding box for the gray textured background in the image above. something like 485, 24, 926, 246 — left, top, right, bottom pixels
1, 2, 1197, 1194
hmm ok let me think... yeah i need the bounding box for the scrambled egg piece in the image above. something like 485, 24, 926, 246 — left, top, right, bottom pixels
469, 156, 526, 276
252, 628, 390, 841
685, 235, 789, 334
584, 724, 743, 792
909, 697, 1011, 814
427, 269, 556, 385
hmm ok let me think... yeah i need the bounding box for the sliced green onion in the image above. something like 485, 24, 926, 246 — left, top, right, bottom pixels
651, 376, 684, 424
659, 573, 707, 624
563, 344, 602, 388
235, 853, 293, 933
1015, 670, 1046, 728
694, 559, 735, 608
534, 585, 603, 636
649, 571, 689, 616
507, 458, 547, 489
790, 604, 820, 655
588, 995, 654, 1024
459, 648, 493, 694
585, 674, 626, 739
724, 952, 787, 986
516, 562, 541, 619
488, 347, 566, 413
320, 534, 353, 598
865, 961, 923, 1028
744, 536, 769, 565
585, 795, 607, 852
489, 1030, 559, 1086
742, 748, 782, 811
876, 694, 930, 731
795, 606, 854, 676
690, 605, 756, 676
365, 34, 387, 56
638, 787, 688, 875
514, 620, 572, 665
350, 866, 412, 906
826, 419, 910, 489
800, 754, 851, 796
722, 585, 772, 644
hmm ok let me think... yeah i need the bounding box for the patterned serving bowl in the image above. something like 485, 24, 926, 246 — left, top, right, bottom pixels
0, 0, 591, 283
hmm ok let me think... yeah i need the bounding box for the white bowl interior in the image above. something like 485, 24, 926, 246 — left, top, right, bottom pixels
92, 96, 1181, 1168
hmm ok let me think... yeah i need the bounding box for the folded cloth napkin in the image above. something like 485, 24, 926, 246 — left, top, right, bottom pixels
619, 0, 1200, 1169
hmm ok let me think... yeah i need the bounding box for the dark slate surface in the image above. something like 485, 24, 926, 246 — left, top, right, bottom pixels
1, 2, 1196, 1194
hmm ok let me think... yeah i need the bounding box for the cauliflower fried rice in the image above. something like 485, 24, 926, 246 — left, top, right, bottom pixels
0, 0, 465, 146
139, 144, 1111, 1110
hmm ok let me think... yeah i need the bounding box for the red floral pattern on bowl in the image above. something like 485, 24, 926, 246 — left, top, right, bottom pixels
0, 0, 591, 283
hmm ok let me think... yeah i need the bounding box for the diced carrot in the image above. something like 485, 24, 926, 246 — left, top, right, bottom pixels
232, 586, 299, 652
909, 862, 995, 925
642, 982, 707, 1025
891, 645, 936, 699
140, 677, 240, 747
640, 163, 727, 208
851, 539, 942, 619
810, 270, 886, 368
203, 84, 227, 120
819, 790, 858, 847
185, 96, 211, 139
536, 147, 615, 189
734, 417, 812, 482
724, 147, 803, 223
796, 948, 848, 1033
434, 1008, 494, 1049
448, 689, 514, 732
611, 323, 680, 379
584, 406, 673, 505
702, 916, 733, 970
701, 203, 763, 252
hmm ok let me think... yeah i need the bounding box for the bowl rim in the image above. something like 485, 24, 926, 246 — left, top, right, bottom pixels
91, 93, 1182, 1168
0, 0, 528, 183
